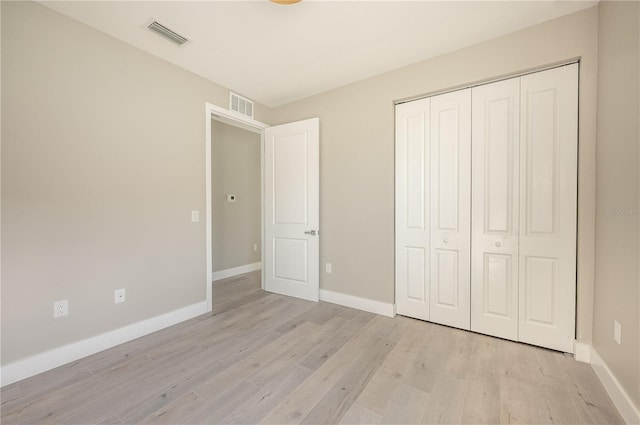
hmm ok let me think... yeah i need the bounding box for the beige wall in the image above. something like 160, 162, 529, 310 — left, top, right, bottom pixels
593, 0, 640, 409
211, 120, 261, 272
270, 7, 599, 344
0, 1, 269, 364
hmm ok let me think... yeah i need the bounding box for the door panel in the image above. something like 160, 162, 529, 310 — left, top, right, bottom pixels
471, 78, 520, 341
274, 238, 308, 282
526, 89, 558, 234
483, 254, 514, 318
429, 89, 471, 330
265, 118, 319, 302
274, 133, 309, 224
406, 247, 427, 301
518, 64, 578, 353
523, 256, 558, 325
395, 99, 430, 320
434, 249, 460, 307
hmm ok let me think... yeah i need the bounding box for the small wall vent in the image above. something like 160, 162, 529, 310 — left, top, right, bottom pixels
147, 21, 189, 45
230, 92, 254, 119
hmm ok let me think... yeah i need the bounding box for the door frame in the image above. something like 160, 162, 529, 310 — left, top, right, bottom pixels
205, 102, 268, 312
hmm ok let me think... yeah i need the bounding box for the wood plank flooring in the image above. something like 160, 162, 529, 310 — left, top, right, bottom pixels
1, 271, 624, 424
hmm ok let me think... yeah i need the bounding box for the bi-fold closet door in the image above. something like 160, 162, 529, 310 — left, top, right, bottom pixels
395, 64, 578, 353
395, 90, 471, 328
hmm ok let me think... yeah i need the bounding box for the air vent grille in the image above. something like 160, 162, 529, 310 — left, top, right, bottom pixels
230, 92, 254, 119
147, 21, 189, 45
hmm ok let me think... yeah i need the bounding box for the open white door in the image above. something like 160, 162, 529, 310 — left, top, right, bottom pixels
264, 118, 320, 302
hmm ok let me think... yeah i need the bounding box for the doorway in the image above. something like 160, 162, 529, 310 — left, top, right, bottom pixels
205, 103, 268, 312
210, 118, 262, 301
204, 103, 321, 311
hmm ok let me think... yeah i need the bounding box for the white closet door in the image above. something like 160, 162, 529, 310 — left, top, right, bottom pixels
395, 99, 431, 321
518, 64, 578, 353
429, 89, 471, 330
471, 78, 520, 341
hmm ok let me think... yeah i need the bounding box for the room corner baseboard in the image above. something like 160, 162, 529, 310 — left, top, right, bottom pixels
319, 289, 396, 318
0, 301, 207, 387
212, 262, 262, 281
574, 341, 591, 363
591, 347, 640, 425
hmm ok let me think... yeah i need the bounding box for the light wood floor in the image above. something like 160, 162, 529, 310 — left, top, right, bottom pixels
1, 271, 624, 424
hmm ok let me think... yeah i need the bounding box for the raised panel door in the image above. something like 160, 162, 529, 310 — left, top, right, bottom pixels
429, 89, 471, 330
395, 99, 431, 320
518, 64, 578, 353
471, 78, 520, 341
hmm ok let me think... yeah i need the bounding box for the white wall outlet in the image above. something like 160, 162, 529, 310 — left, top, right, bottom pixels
253, 243, 258, 252
227, 194, 236, 202
191, 210, 200, 223
614, 320, 621, 344
54, 300, 68, 318
326, 263, 332, 273
115, 288, 126, 304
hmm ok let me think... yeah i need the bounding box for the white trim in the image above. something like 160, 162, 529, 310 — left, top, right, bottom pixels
260, 131, 265, 291
591, 347, 640, 425
0, 301, 207, 387
574, 341, 591, 363
395, 59, 580, 106
212, 262, 262, 281
205, 102, 268, 313
208, 102, 267, 133
205, 106, 213, 313
319, 289, 396, 318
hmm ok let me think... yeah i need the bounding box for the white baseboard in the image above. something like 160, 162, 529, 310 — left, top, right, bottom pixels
319, 289, 396, 318
212, 262, 262, 281
574, 341, 591, 363
0, 301, 207, 387
591, 347, 640, 425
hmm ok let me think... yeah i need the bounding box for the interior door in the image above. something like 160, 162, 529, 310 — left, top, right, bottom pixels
395, 98, 431, 321
518, 64, 578, 353
264, 118, 320, 302
471, 78, 520, 341
429, 89, 472, 330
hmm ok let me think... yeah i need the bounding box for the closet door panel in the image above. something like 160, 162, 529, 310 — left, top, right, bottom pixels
395, 99, 430, 321
518, 64, 578, 353
429, 89, 471, 330
471, 78, 520, 341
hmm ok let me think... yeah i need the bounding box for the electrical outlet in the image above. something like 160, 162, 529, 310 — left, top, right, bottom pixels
54, 300, 68, 318
253, 243, 258, 252
614, 320, 621, 344
326, 263, 332, 273
115, 288, 126, 304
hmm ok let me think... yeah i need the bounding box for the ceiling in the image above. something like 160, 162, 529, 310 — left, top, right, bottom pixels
40, 1, 597, 107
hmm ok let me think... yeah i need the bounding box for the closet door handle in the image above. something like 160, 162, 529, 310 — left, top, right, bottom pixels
495, 241, 501, 247
443, 238, 448, 244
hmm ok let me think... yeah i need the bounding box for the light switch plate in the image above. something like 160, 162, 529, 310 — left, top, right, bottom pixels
191, 210, 200, 222
115, 289, 126, 304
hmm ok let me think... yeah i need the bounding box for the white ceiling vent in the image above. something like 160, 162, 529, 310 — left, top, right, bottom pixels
230, 92, 254, 119
147, 21, 189, 45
